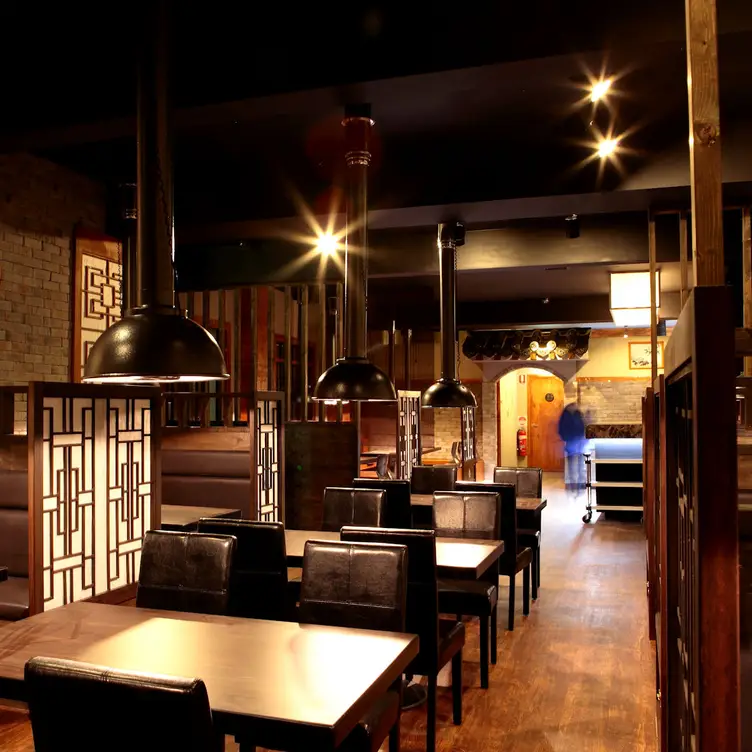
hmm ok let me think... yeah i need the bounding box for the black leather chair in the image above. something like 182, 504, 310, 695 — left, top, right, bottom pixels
136, 530, 236, 615
456, 480, 541, 601
491, 468, 544, 596
410, 464, 457, 495
322, 487, 386, 532
341, 527, 464, 752
496, 484, 533, 630
299, 539, 408, 752
25, 656, 223, 752
433, 491, 500, 689
197, 518, 292, 621
352, 478, 412, 529
493, 466, 542, 497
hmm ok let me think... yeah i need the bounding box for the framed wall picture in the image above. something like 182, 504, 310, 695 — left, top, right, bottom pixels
628, 341, 664, 370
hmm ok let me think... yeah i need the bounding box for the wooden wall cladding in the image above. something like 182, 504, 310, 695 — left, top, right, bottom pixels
284, 422, 358, 530
162, 427, 251, 452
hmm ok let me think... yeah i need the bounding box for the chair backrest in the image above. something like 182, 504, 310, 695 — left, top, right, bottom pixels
136, 530, 235, 615
322, 487, 386, 532
410, 464, 457, 495
25, 657, 221, 752
493, 466, 543, 498
517, 467, 543, 498
0, 470, 28, 577
456, 481, 518, 572
341, 526, 439, 667
352, 478, 412, 529
432, 491, 500, 540
196, 518, 290, 621
299, 540, 407, 632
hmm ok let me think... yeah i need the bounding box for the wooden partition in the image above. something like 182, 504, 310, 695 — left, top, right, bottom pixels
659, 288, 739, 750
285, 421, 359, 530
161, 390, 285, 522
27, 381, 161, 615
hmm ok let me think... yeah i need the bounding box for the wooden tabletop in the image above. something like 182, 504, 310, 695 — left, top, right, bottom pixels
160, 505, 242, 531
411, 493, 548, 513
285, 529, 504, 579
0, 602, 418, 750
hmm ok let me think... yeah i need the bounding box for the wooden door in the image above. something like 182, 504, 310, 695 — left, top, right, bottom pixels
527, 375, 564, 471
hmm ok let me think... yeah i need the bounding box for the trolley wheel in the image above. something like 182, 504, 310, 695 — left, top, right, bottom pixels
582, 512, 592, 524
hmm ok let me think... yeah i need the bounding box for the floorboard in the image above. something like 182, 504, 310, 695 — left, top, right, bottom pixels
0, 474, 657, 751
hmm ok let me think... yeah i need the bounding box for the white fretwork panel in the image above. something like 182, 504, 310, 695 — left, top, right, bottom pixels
256, 399, 280, 521
397, 392, 421, 480
41, 396, 151, 611
80, 253, 122, 379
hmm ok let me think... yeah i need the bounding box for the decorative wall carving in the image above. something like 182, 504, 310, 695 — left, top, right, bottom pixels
72, 231, 122, 381
29, 383, 160, 614
463, 328, 591, 361
397, 391, 421, 480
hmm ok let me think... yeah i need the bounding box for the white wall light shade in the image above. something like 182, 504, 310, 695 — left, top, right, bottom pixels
609, 271, 660, 327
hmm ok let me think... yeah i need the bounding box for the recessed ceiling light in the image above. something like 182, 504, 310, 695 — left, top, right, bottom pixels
596, 138, 619, 159
590, 78, 613, 103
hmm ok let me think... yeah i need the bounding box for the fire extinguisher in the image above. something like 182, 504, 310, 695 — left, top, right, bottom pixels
517, 428, 527, 457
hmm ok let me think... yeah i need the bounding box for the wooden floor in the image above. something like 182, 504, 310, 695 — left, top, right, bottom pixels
0, 475, 657, 751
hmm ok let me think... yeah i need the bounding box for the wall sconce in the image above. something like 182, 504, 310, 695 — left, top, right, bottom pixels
609, 271, 660, 327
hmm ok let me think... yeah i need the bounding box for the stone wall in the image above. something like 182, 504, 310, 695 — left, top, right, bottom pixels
577, 379, 649, 424
0, 154, 106, 430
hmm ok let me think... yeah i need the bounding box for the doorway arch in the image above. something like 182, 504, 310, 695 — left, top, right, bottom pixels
495, 364, 569, 471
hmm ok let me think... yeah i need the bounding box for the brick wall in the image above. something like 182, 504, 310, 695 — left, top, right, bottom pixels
431, 383, 483, 462
577, 379, 649, 424
0, 154, 106, 430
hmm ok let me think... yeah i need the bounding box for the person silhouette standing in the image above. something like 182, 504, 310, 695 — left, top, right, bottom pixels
558, 402, 586, 495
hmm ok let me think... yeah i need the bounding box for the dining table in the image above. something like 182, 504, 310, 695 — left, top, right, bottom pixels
285, 529, 504, 580
0, 601, 419, 751
160, 504, 242, 531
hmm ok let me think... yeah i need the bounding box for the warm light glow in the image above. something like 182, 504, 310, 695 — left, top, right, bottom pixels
596, 138, 619, 159
590, 78, 613, 103
315, 232, 338, 256
610, 271, 661, 328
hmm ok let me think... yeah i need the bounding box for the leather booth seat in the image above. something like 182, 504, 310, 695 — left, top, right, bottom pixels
162, 449, 252, 518
0, 470, 29, 621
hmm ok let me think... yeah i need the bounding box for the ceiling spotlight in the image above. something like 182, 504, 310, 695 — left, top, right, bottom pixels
590, 78, 613, 103
315, 232, 338, 256
565, 214, 580, 239
596, 138, 619, 159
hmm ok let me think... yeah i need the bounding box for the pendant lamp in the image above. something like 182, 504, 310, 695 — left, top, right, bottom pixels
83, 1, 228, 384
313, 104, 396, 402
422, 222, 477, 409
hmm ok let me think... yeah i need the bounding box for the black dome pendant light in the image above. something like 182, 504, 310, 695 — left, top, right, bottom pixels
313, 104, 396, 402
83, 1, 228, 384
422, 222, 477, 409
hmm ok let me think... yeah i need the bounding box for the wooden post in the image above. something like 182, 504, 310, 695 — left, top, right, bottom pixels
388, 320, 396, 382
318, 283, 327, 422
336, 282, 344, 423
232, 289, 241, 422
284, 286, 292, 421
403, 328, 412, 390
249, 287, 258, 394
685, 0, 724, 286
743, 207, 752, 375
218, 289, 227, 424
649, 215, 659, 384
267, 286, 276, 391
679, 211, 689, 306
300, 285, 309, 422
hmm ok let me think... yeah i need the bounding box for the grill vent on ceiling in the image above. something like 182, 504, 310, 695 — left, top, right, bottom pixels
544, 266, 569, 271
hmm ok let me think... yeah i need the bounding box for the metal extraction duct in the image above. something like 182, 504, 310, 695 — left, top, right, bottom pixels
83, 0, 228, 384
422, 222, 477, 408
313, 104, 396, 402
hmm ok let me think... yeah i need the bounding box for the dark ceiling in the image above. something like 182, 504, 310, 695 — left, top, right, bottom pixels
2, 1, 752, 227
